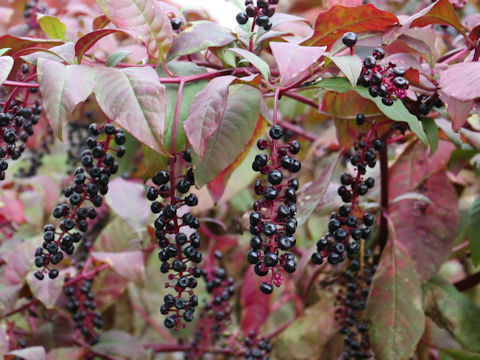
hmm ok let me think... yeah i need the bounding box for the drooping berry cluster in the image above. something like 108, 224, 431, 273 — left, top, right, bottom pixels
311, 124, 382, 266
357, 48, 409, 106
33, 123, 126, 280
335, 252, 376, 360
63, 278, 103, 345
0, 99, 42, 181
244, 331, 272, 360
147, 149, 202, 329
236, 0, 279, 31
188, 251, 235, 359
247, 125, 300, 294
23, 0, 49, 29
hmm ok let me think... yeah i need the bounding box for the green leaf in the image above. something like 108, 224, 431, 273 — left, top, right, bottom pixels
316, 77, 428, 145
438, 348, 480, 360
423, 117, 439, 155
106, 50, 131, 67
227, 48, 270, 83
468, 197, 480, 266
423, 276, 480, 352
0, 55, 13, 85
0, 48, 11, 56
96, 0, 173, 64
366, 217, 425, 360
94, 66, 168, 155
328, 55, 363, 88
37, 14, 66, 41
193, 84, 262, 187
37, 59, 95, 141
167, 21, 235, 60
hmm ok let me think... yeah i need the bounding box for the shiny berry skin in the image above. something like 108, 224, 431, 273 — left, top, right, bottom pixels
260, 282, 273, 294
236, 12, 248, 24
342, 32, 358, 47
269, 125, 283, 139
363, 56, 376, 69
311, 252, 324, 265
268, 170, 283, 185
171, 18, 182, 30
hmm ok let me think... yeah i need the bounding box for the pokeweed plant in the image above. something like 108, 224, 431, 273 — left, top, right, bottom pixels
0, 0, 480, 359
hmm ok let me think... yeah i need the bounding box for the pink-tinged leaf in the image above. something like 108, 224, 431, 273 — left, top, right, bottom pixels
366, 217, 425, 360
241, 267, 272, 334
21, 43, 75, 65
8, 347, 46, 360
94, 66, 168, 155
37, 59, 95, 141
0, 6, 13, 24
404, 0, 466, 37
0, 56, 13, 85
302, 5, 398, 49
96, 0, 173, 64
328, 54, 363, 87
92, 330, 146, 359
440, 62, 480, 102
227, 48, 271, 83
184, 76, 235, 158
93, 15, 110, 30
270, 42, 326, 86
0, 284, 23, 316
75, 29, 131, 62
4, 238, 37, 286
91, 251, 145, 283
297, 152, 342, 226
193, 84, 262, 187
105, 178, 150, 231
0, 323, 8, 354
389, 140, 458, 282
0, 189, 25, 224
168, 21, 235, 60
46, 347, 88, 360
27, 270, 65, 309
439, 90, 473, 130
0, 35, 63, 57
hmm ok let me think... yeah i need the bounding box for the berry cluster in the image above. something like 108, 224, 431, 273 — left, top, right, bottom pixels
63, 278, 103, 345
0, 99, 42, 181
247, 125, 300, 294
33, 123, 126, 280
244, 331, 272, 360
146, 149, 202, 329
236, 0, 280, 31
188, 251, 235, 359
66, 118, 93, 170
357, 48, 409, 106
23, 0, 48, 29
311, 125, 382, 266
335, 252, 376, 360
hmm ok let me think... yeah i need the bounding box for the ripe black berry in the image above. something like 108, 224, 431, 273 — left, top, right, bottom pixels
342, 32, 358, 47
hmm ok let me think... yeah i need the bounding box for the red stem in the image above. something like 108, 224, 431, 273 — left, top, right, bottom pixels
2, 80, 39, 88
3, 73, 38, 112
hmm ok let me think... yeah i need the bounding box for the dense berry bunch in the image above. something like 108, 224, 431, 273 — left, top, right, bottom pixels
188, 251, 235, 359
247, 125, 300, 294
244, 331, 272, 360
236, 0, 280, 31
357, 48, 409, 106
311, 124, 382, 266
147, 149, 202, 329
23, 0, 49, 29
0, 99, 42, 181
335, 253, 376, 360
33, 123, 126, 280
63, 278, 103, 345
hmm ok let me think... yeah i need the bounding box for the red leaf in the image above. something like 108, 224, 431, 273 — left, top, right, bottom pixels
302, 5, 398, 49
93, 15, 110, 30
0, 189, 25, 224
270, 42, 326, 86
75, 29, 131, 62
240, 267, 272, 334
0, 35, 62, 57
388, 140, 459, 282
439, 90, 473, 130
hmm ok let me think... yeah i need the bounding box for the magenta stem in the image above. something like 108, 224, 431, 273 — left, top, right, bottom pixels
3, 73, 38, 112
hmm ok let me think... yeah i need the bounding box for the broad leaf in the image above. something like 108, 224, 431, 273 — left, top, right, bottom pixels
438, 90, 473, 131
168, 21, 235, 60
366, 218, 425, 360
193, 84, 262, 187
316, 77, 428, 145
92, 330, 146, 359
438, 348, 480, 360
7, 347, 46, 360
422, 117, 439, 155
37, 59, 95, 141
27, 270, 65, 309
21, 42, 75, 65
184, 76, 236, 158
93, 15, 110, 30
389, 140, 458, 282
423, 276, 480, 352
240, 267, 272, 334
37, 14, 66, 41
270, 42, 326, 86
91, 251, 145, 283
303, 4, 398, 48
106, 50, 131, 67
0, 55, 13, 85
75, 29, 130, 63
96, 0, 173, 64
94, 66, 168, 155
468, 196, 480, 267
227, 48, 270, 83
0, 35, 62, 57
105, 178, 150, 231
328, 55, 363, 88
440, 62, 480, 102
